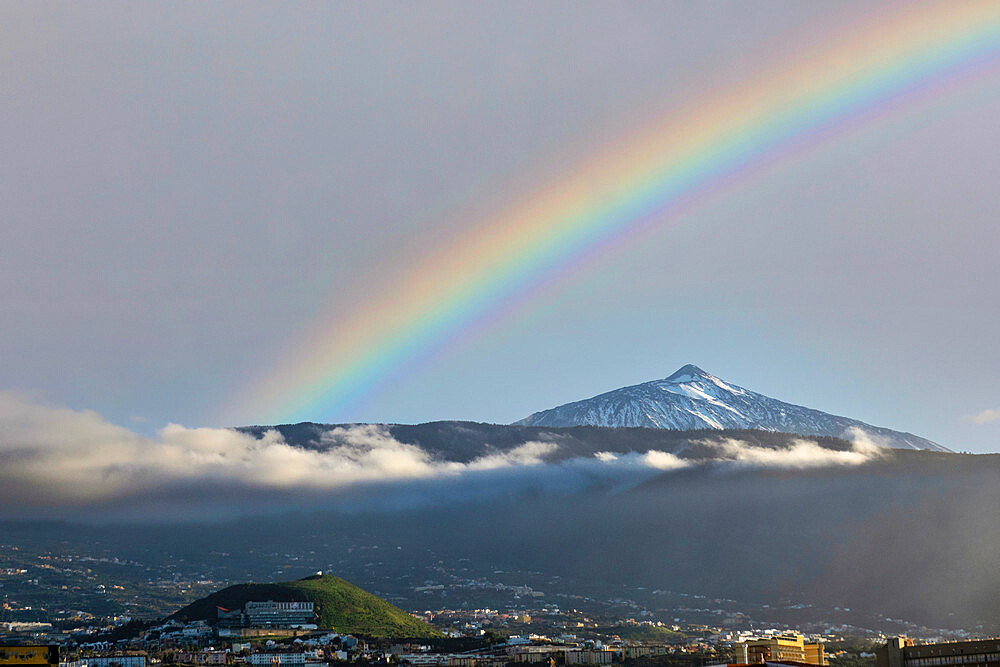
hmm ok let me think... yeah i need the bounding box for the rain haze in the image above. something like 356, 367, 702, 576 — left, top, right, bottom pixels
2, 0, 999, 456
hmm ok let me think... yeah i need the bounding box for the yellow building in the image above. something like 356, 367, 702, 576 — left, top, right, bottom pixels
805, 643, 826, 666
0, 647, 59, 667
737, 634, 827, 666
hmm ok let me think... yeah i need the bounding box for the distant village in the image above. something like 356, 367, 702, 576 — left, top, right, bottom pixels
1, 554, 995, 667
3, 594, 826, 666
6, 590, 998, 667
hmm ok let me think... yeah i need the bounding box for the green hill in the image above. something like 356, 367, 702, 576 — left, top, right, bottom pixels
170, 574, 439, 638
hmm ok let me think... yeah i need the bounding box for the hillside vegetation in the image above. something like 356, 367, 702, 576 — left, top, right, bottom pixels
170, 574, 439, 638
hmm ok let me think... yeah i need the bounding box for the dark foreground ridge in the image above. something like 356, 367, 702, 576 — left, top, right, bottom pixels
170, 574, 440, 638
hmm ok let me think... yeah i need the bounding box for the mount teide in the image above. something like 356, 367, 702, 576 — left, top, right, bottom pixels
516, 364, 949, 451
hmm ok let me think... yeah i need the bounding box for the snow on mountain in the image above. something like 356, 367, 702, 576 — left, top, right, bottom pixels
515, 364, 950, 452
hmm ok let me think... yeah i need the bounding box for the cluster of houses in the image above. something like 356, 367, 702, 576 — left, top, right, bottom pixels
2, 595, 846, 667
40, 622, 706, 667
54, 606, 367, 667
390, 634, 703, 667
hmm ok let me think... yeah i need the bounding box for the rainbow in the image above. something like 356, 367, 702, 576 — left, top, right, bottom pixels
224, 1, 1000, 425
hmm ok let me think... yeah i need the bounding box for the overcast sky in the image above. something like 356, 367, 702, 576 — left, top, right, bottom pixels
2, 1, 998, 453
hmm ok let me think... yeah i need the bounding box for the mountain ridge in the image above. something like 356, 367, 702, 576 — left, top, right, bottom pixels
237, 422, 860, 463
515, 364, 949, 452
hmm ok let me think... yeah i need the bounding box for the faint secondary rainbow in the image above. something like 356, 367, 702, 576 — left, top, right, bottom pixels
225, 1, 1000, 425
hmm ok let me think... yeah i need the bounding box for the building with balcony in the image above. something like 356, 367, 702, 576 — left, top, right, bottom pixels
736, 634, 826, 666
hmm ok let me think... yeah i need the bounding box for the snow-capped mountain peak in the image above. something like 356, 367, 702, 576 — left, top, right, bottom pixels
663, 363, 709, 382
514, 364, 949, 452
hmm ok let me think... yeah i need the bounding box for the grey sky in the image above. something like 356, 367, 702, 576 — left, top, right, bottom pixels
1, 1, 998, 452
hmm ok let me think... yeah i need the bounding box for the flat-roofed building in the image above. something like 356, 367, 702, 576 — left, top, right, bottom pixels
218, 601, 316, 629
737, 635, 826, 666
806, 643, 826, 666
877, 637, 1000, 667
565, 650, 615, 665
63, 657, 147, 667
248, 654, 306, 667
244, 602, 314, 628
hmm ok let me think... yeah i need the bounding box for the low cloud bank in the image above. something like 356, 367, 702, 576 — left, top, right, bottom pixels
0, 392, 559, 507
0, 392, 885, 516
969, 408, 1000, 425
691, 427, 884, 469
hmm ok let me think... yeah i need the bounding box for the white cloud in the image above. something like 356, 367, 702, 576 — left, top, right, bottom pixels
969, 408, 1000, 425
642, 450, 689, 470
692, 432, 884, 469
842, 426, 890, 455
0, 392, 570, 508
0, 392, 888, 514
466, 440, 560, 470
